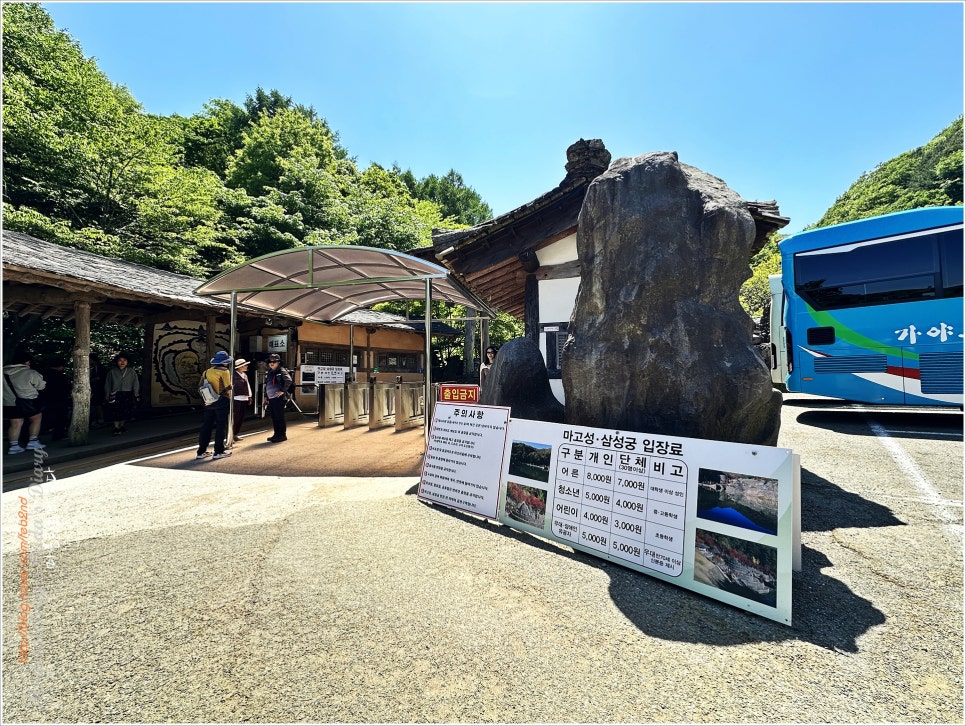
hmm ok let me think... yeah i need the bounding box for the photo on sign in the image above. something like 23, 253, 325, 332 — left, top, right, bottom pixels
507, 440, 552, 483
696, 468, 779, 535
693, 529, 777, 608
505, 481, 547, 528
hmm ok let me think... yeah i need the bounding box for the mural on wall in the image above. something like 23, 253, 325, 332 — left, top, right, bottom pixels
151, 320, 230, 407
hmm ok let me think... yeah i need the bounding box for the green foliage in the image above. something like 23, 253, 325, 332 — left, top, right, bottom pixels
812, 116, 964, 228
3, 313, 144, 373
226, 107, 338, 198
740, 234, 782, 318
397, 167, 493, 227
2, 3, 229, 275
743, 117, 964, 317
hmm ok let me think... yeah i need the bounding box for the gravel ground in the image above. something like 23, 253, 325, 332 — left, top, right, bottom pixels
1, 402, 962, 724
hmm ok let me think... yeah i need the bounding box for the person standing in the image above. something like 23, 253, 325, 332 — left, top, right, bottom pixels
3, 349, 47, 454
196, 351, 233, 460
480, 346, 498, 387
104, 353, 140, 436
263, 353, 292, 443
41, 357, 72, 441
89, 352, 106, 427
231, 358, 253, 443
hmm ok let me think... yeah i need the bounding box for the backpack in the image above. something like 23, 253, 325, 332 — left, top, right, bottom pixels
277, 366, 296, 397
198, 371, 221, 405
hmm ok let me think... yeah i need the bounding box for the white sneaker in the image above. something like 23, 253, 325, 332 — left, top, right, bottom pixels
212, 451, 232, 460
7, 444, 25, 455
25, 440, 45, 450
195, 452, 212, 460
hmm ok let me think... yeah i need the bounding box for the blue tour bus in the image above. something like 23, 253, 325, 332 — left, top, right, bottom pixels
769, 206, 964, 407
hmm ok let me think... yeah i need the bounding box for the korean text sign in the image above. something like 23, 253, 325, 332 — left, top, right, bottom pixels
419, 404, 799, 625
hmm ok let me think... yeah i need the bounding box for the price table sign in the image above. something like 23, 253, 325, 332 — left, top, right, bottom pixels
551, 437, 688, 576
419, 406, 799, 625
501, 417, 798, 625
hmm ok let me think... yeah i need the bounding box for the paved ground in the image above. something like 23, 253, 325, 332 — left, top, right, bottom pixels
1, 397, 962, 724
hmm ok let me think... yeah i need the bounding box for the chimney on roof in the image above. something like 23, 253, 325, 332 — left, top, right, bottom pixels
564, 138, 611, 181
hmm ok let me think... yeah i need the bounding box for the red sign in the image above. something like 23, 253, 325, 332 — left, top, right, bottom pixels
438, 384, 480, 403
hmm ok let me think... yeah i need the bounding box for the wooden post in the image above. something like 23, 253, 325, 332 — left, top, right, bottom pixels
463, 316, 475, 378
69, 299, 92, 444
205, 314, 218, 362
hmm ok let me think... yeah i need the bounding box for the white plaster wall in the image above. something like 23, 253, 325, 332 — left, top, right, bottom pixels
529, 233, 580, 404
536, 233, 577, 266
538, 277, 580, 323
538, 276, 580, 404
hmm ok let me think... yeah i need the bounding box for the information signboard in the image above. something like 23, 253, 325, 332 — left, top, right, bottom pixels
418, 402, 510, 519
419, 404, 799, 625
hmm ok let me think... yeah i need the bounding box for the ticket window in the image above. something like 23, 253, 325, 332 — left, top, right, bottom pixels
374, 351, 421, 373
302, 347, 351, 367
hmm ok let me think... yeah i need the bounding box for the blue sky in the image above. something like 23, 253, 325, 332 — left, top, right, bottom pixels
39, 1, 964, 235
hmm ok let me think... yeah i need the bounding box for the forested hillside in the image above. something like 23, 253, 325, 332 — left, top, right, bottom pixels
813, 116, 963, 228
741, 116, 963, 317
1, 3, 491, 280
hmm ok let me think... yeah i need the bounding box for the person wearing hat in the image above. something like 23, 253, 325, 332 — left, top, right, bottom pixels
196, 350, 233, 460
263, 353, 292, 443
231, 358, 253, 443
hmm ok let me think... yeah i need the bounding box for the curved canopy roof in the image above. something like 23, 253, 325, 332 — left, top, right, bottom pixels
194, 245, 494, 322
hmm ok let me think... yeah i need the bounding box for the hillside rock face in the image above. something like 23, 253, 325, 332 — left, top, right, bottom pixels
480, 337, 565, 423
561, 151, 781, 445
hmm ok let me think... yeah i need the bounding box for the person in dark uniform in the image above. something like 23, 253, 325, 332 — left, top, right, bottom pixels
263, 353, 292, 443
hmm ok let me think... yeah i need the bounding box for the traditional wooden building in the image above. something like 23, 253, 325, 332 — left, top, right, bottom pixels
421, 139, 790, 402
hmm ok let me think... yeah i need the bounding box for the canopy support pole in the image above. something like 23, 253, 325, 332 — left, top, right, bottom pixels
424, 278, 432, 444
227, 292, 237, 449
348, 325, 355, 382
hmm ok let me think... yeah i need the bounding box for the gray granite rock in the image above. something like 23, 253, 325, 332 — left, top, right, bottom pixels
562, 151, 781, 445
480, 337, 565, 423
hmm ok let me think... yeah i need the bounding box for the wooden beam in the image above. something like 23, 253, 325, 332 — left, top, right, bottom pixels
535, 259, 582, 281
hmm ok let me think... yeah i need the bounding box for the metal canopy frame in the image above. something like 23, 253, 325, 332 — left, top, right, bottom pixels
194, 245, 495, 442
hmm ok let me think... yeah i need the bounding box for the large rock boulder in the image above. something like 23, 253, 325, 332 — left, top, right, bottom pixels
480, 337, 565, 423
561, 151, 781, 445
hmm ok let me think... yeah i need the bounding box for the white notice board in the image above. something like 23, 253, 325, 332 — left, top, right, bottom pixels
418, 403, 511, 519
418, 406, 798, 625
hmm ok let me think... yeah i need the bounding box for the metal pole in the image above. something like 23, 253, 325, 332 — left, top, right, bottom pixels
424, 278, 432, 445
349, 325, 355, 382
227, 292, 237, 449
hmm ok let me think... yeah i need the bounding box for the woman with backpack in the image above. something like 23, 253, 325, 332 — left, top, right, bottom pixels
195, 351, 233, 460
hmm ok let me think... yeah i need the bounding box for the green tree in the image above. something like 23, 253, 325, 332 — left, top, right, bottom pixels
740, 234, 782, 318
813, 116, 963, 228
398, 168, 493, 227
226, 107, 338, 197
2, 3, 231, 275
179, 99, 250, 177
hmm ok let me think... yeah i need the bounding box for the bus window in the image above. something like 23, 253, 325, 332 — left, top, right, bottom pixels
795, 233, 940, 310
939, 229, 964, 297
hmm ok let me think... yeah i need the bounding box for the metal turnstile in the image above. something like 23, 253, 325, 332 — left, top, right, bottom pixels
344, 382, 370, 429
395, 381, 425, 431
318, 383, 345, 428
369, 382, 396, 430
